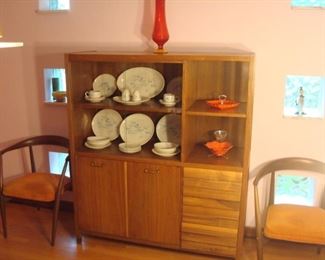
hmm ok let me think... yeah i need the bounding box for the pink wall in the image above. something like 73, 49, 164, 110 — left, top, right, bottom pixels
0, 0, 324, 226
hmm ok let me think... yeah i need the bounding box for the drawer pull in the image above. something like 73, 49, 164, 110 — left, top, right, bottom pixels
144, 168, 160, 174
90, 161, 103, 168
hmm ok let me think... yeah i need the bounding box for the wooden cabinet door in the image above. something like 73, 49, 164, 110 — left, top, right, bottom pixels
75, 156, 126, 237
127, 162, 181, 246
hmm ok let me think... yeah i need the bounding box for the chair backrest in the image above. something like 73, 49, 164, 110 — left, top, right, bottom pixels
253, 157, 325, 232
0, 135, 70, 189
253, 157, 325, 205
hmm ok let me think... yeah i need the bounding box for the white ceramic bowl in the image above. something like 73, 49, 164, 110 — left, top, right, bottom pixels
118, 143, 141, 153
154, 142, 178, 154
86, 136, 111, 146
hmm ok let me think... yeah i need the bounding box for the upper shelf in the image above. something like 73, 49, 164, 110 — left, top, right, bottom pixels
66, 51, 254, 63
77, 98, 182, 114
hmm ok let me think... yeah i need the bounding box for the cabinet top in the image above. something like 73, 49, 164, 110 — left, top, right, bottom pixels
65, 50, 254, 63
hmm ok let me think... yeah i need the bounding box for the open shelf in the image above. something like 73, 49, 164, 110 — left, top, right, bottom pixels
77, 99, 182, 114
186, 100, 247, 118
184, 144, 243, 171
76, 141, 181, 166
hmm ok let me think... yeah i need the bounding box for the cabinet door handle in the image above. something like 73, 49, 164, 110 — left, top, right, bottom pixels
144, 168, 160, 174
90, 161, 104, 168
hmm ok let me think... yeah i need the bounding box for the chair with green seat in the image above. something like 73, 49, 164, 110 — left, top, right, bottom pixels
253, 157, 325, 260
0, 135, 71, 246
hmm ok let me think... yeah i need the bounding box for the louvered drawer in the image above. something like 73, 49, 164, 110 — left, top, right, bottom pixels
181, 167, 243, 257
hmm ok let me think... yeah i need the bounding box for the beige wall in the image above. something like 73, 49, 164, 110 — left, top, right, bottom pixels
0, 0, 324, 227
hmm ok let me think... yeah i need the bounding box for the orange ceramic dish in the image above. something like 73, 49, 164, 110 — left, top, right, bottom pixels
205, 141, 233, 157
206, 99, 240, 110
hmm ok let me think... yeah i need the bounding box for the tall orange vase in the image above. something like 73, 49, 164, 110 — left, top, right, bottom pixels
152, 0, 169, 53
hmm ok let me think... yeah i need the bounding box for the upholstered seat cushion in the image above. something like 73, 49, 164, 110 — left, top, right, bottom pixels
264, 204, 325, 245
3, 173, 69, 202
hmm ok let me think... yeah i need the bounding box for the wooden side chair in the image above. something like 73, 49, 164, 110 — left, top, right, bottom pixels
253, 157, 325, 260
0, 135, 71, 246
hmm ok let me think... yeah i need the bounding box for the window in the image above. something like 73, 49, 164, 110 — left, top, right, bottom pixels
292, 0, 325, 7
38, 0, 70, 11
43, 68, 66, 102
275, 174, 315, 206
49, 151, 70, 177
283, 75, 325, 118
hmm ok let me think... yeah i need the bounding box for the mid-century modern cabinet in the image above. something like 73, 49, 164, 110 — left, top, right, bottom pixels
65, 51, 254, 259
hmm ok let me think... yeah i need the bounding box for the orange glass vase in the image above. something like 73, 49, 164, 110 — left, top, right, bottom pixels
152, 0, 169, 53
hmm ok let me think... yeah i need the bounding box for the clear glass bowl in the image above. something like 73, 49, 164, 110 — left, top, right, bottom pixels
214, 129, 227, 142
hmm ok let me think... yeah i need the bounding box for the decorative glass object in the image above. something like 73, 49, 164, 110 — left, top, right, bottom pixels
214, 129, 228, 142
295, 86, 305, 115
152, 0, 169, 53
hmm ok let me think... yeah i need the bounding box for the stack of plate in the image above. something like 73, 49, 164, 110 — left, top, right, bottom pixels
152, 142, 180, 157
118, 143, 141, 154
84, 136, 111, 150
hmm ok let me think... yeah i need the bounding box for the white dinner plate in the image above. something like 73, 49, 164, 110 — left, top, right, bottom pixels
156, 114, 181, 144
113, 96, 150, 106
119, 113, 154, 146
91, 109, 122, 140
93, 73, 117, 97
166, 76, 182, 100
152, 148, 180, 157
117, 67, 165, 99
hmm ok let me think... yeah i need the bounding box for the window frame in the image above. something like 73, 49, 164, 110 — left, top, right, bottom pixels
37, 0, 70, 13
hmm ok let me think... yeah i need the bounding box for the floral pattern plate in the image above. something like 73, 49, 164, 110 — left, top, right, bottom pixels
166, 76, 182, 100
156, 114, 181, 145
119, 113, 155, 146
93, 73, 117, 97
91, 109, 122, 140
116, 67, 165, 99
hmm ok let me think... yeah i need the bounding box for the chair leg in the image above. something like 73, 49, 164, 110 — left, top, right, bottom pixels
51, 200, 61, 246
256, 236, 264, 260
0, 196, 7, 238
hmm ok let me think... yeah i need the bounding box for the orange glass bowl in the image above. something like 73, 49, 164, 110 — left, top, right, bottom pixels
206, 99, 240, 110
205, 141, 233, 157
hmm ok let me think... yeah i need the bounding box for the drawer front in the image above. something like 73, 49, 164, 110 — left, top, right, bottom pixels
181, 167, 242, 257
183, 167, 242, 202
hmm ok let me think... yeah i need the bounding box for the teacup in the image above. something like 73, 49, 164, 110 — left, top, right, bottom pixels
85, 90, 102, 99
121, 89, 131, 102
132, 90, 141, 102
163, 93, 175, 103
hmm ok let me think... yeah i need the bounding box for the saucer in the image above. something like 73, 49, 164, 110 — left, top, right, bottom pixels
84, 141, 111, 150
85, 95, 105, 103
152, 148, 180, 157
159, 99, 176, 107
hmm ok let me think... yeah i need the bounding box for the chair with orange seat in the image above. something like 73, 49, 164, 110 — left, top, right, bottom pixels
253, 157, 325, 260
0, 135, 71, 246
